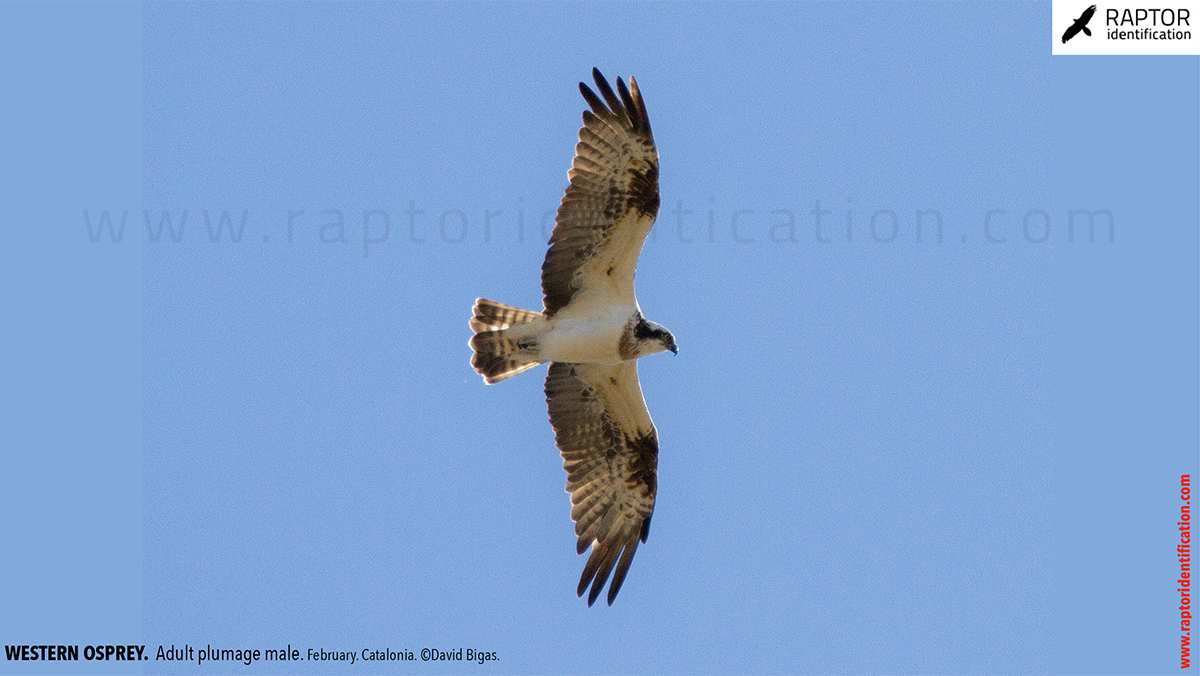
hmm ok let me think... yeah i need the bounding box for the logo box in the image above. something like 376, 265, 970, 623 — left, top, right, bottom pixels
1053, 0, 1200, 54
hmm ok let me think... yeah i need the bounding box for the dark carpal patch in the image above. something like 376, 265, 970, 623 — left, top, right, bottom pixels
628, 162, 659, 218
624, 430, 658, 502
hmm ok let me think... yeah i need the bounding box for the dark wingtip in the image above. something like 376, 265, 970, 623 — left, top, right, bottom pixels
615, 76, 639, 132
581, 68, 651, 136
628, 75, 652, 137
587, 582, 604, 606
579, 81, 606, 115
589, 68, 627, 125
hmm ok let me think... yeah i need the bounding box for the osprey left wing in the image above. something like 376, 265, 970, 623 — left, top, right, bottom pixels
541, 68, 659, 317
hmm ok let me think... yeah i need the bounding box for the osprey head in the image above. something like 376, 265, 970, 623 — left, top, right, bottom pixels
633, 317, 678, 357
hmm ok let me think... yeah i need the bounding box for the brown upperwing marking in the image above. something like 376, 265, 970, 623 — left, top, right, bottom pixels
628, 162, 659, 218
624, 430, 658, 504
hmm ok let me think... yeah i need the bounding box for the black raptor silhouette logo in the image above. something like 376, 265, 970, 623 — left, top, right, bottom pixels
1062, 5, 1097, 43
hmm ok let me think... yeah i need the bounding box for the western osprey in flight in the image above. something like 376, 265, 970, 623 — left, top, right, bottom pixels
469, 68, 676, 606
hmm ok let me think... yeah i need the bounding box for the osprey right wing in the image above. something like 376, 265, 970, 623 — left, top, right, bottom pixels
544, 361, 658, 607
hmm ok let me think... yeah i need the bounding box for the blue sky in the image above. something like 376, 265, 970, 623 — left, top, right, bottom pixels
3, 2, 1197, 675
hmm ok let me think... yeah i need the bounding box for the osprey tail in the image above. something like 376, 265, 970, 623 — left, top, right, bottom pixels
469, 298, 545, 384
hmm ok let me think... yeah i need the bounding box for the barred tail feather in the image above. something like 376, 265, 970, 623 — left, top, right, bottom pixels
469, 298, 545, 384
470, 298, 543, 332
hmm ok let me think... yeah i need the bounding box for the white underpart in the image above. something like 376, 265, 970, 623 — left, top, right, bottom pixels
537, 216, 651, 365
507, 300, 640, 366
